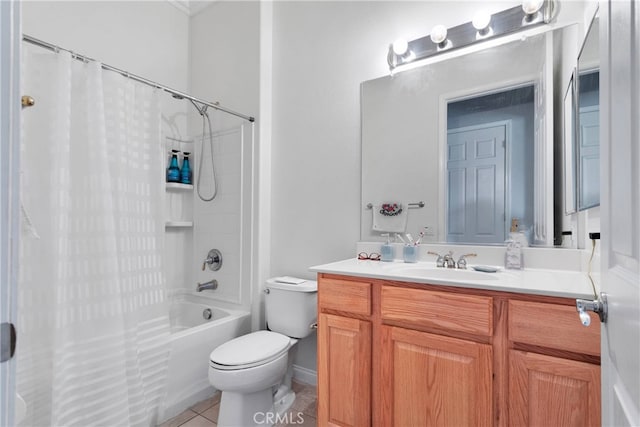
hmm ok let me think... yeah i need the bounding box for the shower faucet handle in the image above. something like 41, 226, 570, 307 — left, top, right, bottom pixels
202, 249, 223, 271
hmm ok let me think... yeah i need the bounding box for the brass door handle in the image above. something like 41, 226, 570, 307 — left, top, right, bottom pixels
21, 96, 35, 108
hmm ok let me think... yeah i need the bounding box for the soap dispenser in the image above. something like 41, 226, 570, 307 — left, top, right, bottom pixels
380, 233, 395, 262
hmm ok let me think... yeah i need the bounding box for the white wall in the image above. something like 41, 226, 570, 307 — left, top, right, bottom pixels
22, 1, 189, 94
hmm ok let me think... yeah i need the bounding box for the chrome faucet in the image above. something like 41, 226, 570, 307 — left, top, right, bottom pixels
456, 253, 477, 269
196, 279, 218, 292
429, 250, 456, 268
442, 251, 456, 268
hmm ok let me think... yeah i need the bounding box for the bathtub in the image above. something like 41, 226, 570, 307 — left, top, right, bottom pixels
160, 293, 251, 422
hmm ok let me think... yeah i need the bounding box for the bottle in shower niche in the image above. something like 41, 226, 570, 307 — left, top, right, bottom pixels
180, 152, 192, 185
167, 149, 181, 183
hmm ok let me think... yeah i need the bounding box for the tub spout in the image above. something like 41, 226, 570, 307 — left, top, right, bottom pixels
197, 279, 218, 292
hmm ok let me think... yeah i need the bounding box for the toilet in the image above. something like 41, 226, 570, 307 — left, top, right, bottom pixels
208, 277, 317, 427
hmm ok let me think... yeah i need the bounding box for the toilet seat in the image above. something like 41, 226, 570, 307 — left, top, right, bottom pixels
210, 330, 291, 371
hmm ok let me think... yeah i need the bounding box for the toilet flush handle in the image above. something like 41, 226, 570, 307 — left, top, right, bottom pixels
310, 322, 318, 330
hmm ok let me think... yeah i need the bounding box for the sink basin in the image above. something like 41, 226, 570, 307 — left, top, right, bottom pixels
388, 266, 499, 281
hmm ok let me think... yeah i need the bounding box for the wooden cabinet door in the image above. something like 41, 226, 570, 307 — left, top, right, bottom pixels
317, 313, 371, 427
509, 350, 600, 427
380, 325, 492, 426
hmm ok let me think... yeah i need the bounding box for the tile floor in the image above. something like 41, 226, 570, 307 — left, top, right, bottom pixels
158, 381, 317, 427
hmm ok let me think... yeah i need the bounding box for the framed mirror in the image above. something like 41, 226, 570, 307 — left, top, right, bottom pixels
576, 9, 600, 210
563, 72, 577, 215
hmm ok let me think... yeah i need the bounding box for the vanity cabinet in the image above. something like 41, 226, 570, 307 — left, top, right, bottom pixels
317, 277, 372, 427
509, 350, 600, 426
507, 300, 601, 426
381, 325, 492, 426
379, 285, 493, 425
316, 273, 601, 427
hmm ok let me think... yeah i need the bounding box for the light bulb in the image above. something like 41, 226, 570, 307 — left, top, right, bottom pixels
430, 25, 448, 44
392, 39, 409, 56
472, 11, 491, 31
522, 0, 544, 15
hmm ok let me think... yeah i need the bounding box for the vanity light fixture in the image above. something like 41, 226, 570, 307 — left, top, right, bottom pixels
388, 38, 415, 69
472, 11, 492, 37
386, 0, 555, 72
522, 0, 545, 16
392, 38, 409, 55
430, 24, 448, 47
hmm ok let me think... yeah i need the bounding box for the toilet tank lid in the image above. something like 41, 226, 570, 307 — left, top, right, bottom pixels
266, 277, 317, 292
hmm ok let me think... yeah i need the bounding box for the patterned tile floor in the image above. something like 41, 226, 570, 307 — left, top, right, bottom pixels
158, 381, 317, 427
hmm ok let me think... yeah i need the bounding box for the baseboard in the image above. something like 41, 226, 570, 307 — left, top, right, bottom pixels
293, 364, 317, 386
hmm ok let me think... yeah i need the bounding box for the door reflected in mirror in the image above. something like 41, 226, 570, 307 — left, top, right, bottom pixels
446, 86, 534, 244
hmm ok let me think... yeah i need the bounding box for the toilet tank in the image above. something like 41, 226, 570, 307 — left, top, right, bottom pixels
265, 277, 317, 339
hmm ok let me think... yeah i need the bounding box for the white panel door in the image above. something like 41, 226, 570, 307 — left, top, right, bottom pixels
447, 123, 506, 244
600, 1, 640, 425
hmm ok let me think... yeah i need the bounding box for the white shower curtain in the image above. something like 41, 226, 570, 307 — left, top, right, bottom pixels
18, 47, 170, 426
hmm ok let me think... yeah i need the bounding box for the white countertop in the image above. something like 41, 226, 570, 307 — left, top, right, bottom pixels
309, 258, 599, 300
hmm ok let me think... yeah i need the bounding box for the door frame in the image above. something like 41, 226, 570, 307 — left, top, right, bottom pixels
445, 120, 511, 243
438, 77, 542, 244
0, 0, 21, 426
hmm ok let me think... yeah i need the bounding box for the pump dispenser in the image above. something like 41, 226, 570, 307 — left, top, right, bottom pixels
380, 233, 395, 262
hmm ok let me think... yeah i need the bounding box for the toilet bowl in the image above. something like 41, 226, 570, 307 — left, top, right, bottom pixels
208, 277, 317, 427
209, 331, 291, 393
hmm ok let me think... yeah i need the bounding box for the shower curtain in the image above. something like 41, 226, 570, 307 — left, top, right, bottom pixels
18, 47, 170, 426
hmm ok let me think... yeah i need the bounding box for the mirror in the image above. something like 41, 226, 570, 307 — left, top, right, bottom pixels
563, 72, 577, 215
361, 26, 577, 246
576, 11, 600, 210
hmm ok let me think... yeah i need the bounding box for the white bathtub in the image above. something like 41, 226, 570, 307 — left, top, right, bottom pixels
160, 293, 251, 422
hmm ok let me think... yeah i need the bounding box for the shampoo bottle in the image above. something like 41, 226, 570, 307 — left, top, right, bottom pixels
167, 150, 181, 183
380, 233, 395, 262
180, 152, 192, 185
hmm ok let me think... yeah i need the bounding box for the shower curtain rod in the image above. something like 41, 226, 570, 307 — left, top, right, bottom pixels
22, 34, 255, 123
